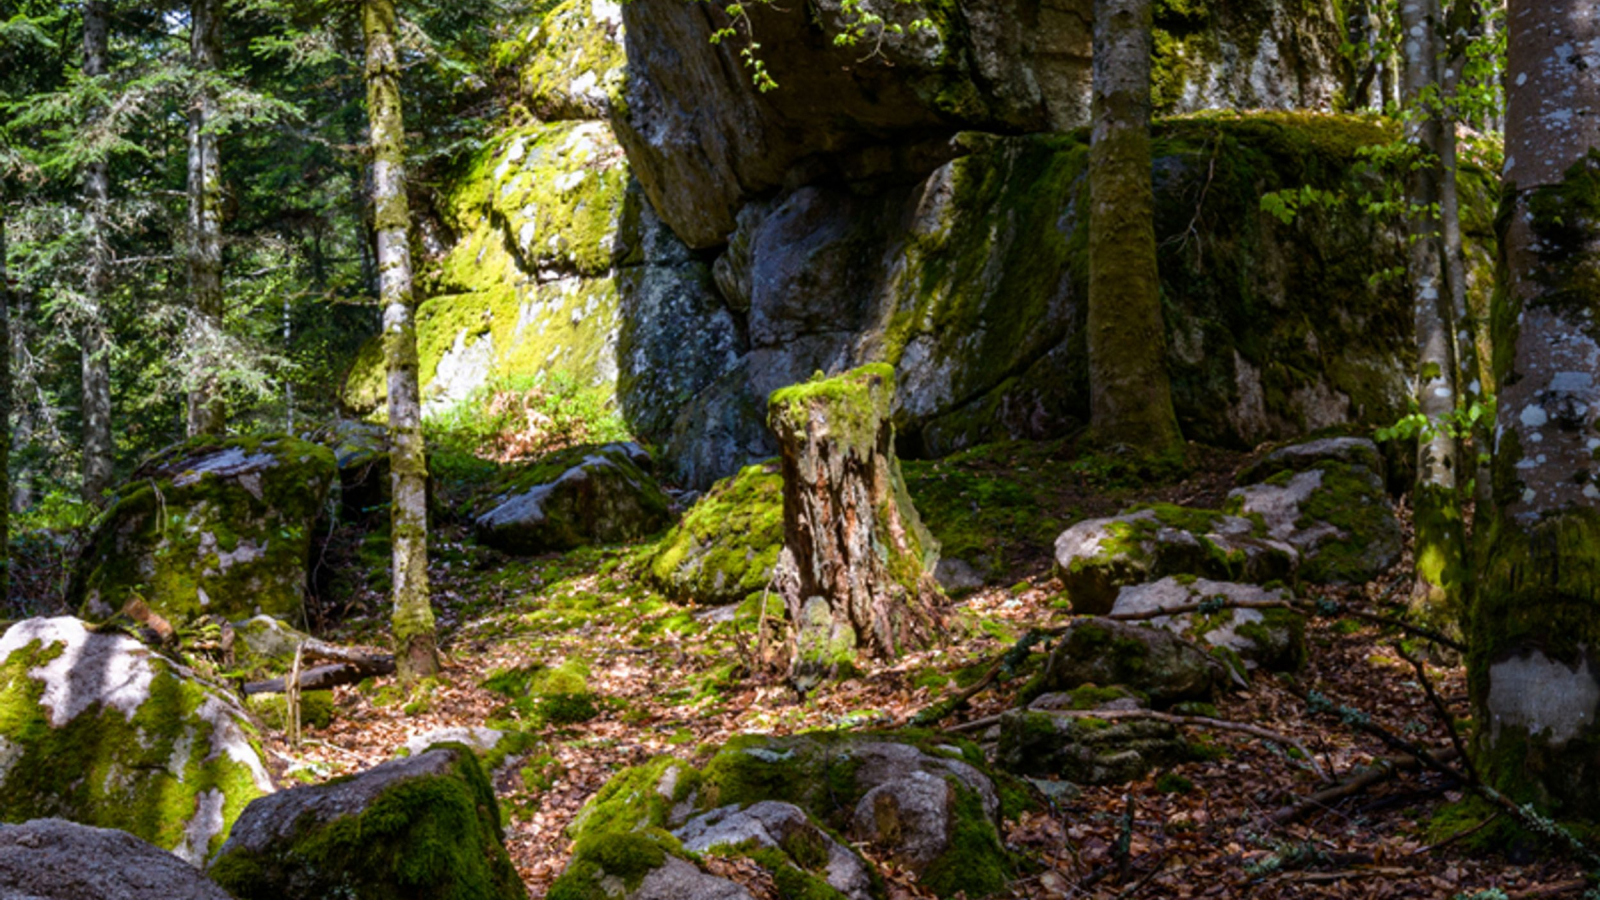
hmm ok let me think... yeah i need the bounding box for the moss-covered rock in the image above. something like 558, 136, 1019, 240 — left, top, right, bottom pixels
518, 0, 625, 122
1229, 437, 1402, 585
675, 800, 875, 900
0, 617, 275, 864
1109, 577, 1307, 672
642, 460, 782, 606
345, 119, 630, 418
209, 745, 523, 900
482, 658, 601, 727
1054, 505, 1295, 614
997, 706, 1188, 785
1034, 618, 1226, 705
72, 435, 336, 627
474, 442, 671, 554
555, 731, 1012, 899
228, 614, 309, 680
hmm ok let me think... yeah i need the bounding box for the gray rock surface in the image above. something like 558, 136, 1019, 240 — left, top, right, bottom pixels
1037, 618, 1225, 704
0, 819, 234, 900
1230, 438, 1402, 585
675, 801, 874, 900
1054, 508, 1296, 614
631, 857, 754, 900
475, 443, 672, 554
1110, 578, 1307, 672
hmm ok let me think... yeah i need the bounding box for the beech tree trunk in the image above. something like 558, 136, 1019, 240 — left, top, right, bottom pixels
0, 210, 12, 601
1401, 0, 1466, 626
1086, 0, 1182, 455
363, 0, 438, 681
1471, 0, 1600, 815
185, 0, 225, 437
80, 0, 114, 505
768, 365, 942, 681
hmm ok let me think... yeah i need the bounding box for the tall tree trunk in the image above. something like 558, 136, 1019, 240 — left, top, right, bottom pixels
0, 210, 13, 602
768, 365, 941, 684
1086, 0, 1183, 455
363, 0, 437, 681
1471, 0, 1600, 814
1401, 0, 1466, 627
185, 0, 225, 436
79, 0, 113, 505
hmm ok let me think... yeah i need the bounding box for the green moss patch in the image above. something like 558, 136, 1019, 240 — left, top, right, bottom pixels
642, 460, 783, 605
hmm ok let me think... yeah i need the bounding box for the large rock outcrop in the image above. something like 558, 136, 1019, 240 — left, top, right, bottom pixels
612, 0, 1345, 249
0, 819, 236, 900
649, 115, 1497, 486
72, 436, 336, 626
0, 618, 274, 864
208, 745, 524, 900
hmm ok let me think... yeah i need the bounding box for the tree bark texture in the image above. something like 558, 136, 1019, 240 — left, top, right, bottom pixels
768, 365, 942, 680
1401, 0, 1466, 625
185, 0, 225, 437
1471, 0, 1600, 815
80, 0, 114, 505
364, 0, 438, 681
0, 211, 13, 602
1086, 0, 1183, 455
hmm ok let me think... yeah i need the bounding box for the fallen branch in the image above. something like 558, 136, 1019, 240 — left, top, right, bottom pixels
953, 707, 1326, 781
243, 659, 395, 696
1264, 746, 1460, 826
1293, 682, 1600, 871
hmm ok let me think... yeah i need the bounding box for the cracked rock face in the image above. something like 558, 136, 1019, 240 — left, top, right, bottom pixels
0, 618, 273, 865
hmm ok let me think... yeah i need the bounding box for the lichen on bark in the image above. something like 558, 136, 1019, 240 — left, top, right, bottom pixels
364, 0, 438, 681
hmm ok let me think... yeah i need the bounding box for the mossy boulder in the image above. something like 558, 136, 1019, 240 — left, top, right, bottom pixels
556, 732, 1012, 899
642, 460, 782, 606
1035, 618, 1226, 705
1053, 506, 1296, 614
73, 435, 336, 626
0, 818, 237, 900
474, 443, 671, 554
324, 418, 391, 521
1229, 437, 1402, 585
209, 745, 523, 900
482, 659, 601, 727
0, 617, 275, 864
228, 614, 310, 680
674, 801, 875, 900
997, 694, 1188, 785
1110, 577, 1307, 673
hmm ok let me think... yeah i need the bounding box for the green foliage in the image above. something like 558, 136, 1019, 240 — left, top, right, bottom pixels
427, 372, 630, 471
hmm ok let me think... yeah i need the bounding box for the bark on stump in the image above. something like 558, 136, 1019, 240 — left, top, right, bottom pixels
768, 365, 942, 680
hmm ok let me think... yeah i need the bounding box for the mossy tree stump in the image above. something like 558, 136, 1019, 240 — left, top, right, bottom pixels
768, 365, 942, 679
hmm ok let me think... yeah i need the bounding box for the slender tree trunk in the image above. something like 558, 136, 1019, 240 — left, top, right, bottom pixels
768, 365, 941, 683
185, 0, 225, 437
1442, 0, 1494, 517
1401, 0, 1466, 627
1086, 0, 1183, 455
1471, 0, 1600, 815
363, 0, 437, 681
0, 210, 13, 602
79, 0, 113, 505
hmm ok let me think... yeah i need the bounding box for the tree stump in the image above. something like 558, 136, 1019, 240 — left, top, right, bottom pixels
767, 365, 942, 680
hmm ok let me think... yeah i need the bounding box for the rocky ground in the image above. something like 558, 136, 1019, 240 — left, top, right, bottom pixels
237, 440, 1579, 900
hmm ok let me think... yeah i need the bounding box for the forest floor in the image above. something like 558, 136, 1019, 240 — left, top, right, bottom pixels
258, 441, 1580, 900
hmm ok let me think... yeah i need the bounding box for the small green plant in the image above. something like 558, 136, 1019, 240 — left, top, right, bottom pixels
426, 371, 630, 469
